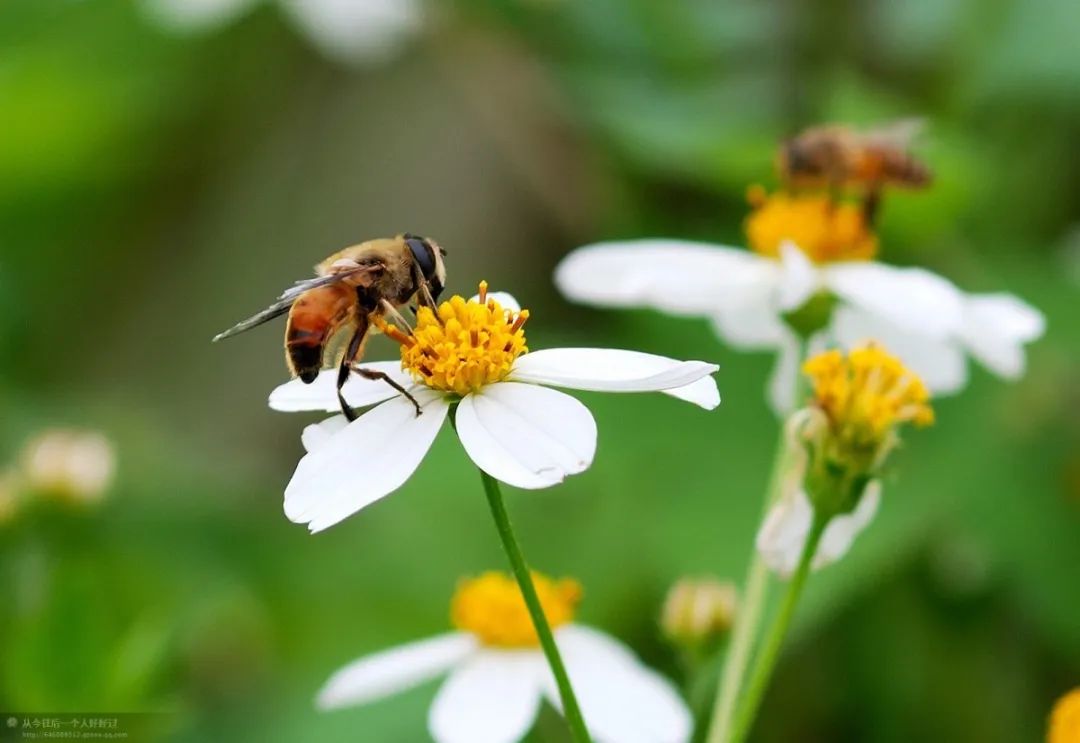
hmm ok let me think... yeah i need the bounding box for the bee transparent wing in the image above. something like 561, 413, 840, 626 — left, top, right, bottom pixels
212, 265, 379, 342
863, 118, 926, 148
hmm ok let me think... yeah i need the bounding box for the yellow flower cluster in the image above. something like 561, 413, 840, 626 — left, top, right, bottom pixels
451, 571, 582, 648
744, 186, 878, 263
1049, 688, 1080, 743
394, 282, 529, 396
804, 343, 934, 448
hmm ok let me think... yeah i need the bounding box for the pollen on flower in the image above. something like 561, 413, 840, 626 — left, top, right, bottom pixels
387, 281, 528, 396
744, 186, 878, 263
803, 343, 934, 446
1049, 688, 1080, 743
450, 571, 581, 648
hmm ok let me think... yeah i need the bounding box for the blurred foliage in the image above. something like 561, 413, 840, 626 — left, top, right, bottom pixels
0, 0, 1077, 741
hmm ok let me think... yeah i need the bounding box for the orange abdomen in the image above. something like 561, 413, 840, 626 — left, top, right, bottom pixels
855, 148, 932, 188
285, 284, 355, 383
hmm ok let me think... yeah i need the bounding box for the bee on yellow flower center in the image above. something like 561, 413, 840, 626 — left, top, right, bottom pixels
380, 281, 529, 397
450, 571, 582, 648
744, 186, 878, 263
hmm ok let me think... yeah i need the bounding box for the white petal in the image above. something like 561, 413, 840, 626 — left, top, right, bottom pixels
710, 299, 787, 351
959, 293, 1046, 379
555, 240, 777, 316
755, 488, 815, 578
455, 383, 596, 490
428, 650, 545, 743
756, 483, 881, 578
508, 348, 720, 410
825, 262, 965, 339
766, 331, 803, 416
830, 306, 968, 395
814, 482, 881, 569
777, 241, 820, 311
269, 362, 414, 412
281, 0, 422, 64
317, 633, 476, 710
142, 0, 256, 32
469, 291, 521, 315
284, 392, 449, 532
301, 415, 349, 453
544, 625, 692, 743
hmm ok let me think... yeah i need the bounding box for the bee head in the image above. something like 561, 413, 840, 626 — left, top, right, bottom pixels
404, 233, 446, 301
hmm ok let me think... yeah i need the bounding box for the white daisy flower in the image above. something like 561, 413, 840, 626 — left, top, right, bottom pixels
555, 189, 1045, 414
318, 571, 692, 743
143, 0, 422, 65
269, 282, 720, 532
756, 343, 935, 577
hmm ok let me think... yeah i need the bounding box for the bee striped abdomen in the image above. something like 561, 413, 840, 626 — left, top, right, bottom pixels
285, 284, 355, 384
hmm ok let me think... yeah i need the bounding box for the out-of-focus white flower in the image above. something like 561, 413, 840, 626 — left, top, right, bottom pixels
318, 571, 692, 743
21, 429, 116, 505
755, 482, 880, 578
556, 189, 1045, 414
143, 0, 423, 65
270, 282, 720, 533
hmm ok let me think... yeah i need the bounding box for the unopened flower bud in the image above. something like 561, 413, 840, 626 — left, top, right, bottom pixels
660, 577, 737, 649
21, 429, 116, 505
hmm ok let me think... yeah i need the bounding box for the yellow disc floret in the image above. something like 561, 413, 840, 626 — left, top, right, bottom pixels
392, 281, 528, 396
803, 343, 934, 449
744, 185, 877, 263
1049, 688, 1080, 743
451, 571, 582, 648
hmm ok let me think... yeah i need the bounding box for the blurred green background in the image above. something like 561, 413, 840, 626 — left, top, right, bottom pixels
1, 1, 1078, 741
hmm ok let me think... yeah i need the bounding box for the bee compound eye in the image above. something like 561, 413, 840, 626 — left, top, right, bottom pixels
405, 236, 437, 280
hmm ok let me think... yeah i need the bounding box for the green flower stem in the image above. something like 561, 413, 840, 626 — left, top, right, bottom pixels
729, 511, 829, 743
706, 339, 811, 743
703, 426, 789, 743
478, 468, 592, 743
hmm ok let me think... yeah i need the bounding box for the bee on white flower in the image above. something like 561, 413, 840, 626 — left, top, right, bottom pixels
142, 0, 423, 65
318, 571, 692, 743
270, 282, 720, 532
556, 188, 1045, 414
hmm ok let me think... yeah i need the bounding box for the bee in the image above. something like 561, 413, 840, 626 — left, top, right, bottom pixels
213, 234, 446, 419
777, 119, 932, 220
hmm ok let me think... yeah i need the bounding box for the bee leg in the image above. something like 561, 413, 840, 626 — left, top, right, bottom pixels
336, 323, 370, 422
863, 184, 882, 226
417, 280, 438, 311
379, 299, 414, 334
352, 366, 423, 417
411, 262, 439, 311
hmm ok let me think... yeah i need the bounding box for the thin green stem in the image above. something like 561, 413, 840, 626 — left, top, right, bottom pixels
705, 338, 810, 743
729, 512, 829, 743
478, 468, 592, 743
703, 426, 788, 743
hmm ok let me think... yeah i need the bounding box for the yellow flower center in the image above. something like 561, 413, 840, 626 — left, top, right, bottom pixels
1050, 688, 1080, 743
803, 343, 934, 447
744, 185, 878, 263
450, 571, 582, 648
382, 282, 529, 397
